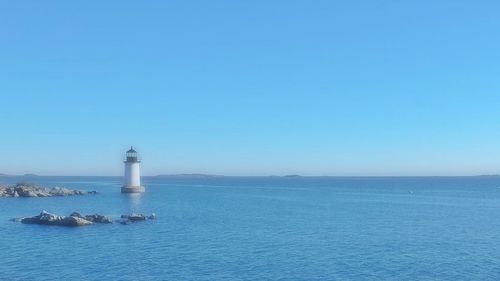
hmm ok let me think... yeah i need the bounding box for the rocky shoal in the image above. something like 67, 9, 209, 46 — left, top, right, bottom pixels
13, 211, 156, 227
0, 182, 97, 197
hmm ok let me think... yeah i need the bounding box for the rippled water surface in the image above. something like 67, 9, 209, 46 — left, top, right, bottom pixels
2, 176, 500, 280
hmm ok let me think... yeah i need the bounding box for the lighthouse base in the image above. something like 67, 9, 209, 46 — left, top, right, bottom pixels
121, 186, 145, 193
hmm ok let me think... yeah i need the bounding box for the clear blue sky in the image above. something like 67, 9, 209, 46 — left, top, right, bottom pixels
1, 1, 499, 176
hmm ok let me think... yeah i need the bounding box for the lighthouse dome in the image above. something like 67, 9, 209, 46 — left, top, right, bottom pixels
125, 147, 139, 162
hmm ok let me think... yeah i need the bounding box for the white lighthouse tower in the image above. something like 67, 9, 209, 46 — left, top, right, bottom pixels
121, 147, 145, 193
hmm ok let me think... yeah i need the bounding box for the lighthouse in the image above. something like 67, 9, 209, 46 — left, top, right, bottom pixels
121, 147, 145, 193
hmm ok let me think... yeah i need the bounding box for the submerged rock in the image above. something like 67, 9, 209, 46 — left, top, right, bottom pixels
0, 183, 97, 198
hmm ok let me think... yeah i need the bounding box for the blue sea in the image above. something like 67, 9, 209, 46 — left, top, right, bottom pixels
1, 176, 500, 280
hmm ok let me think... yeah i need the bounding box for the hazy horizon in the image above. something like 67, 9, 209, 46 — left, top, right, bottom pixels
1, 172, 500, 178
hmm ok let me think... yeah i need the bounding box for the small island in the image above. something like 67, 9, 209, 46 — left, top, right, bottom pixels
0, 182, 97, 198
13, 210, 156, 227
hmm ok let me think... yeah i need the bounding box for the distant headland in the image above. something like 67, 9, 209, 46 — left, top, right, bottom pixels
155, 174, 224, 178
0, 173, 39, 177
155, 174, 306, 178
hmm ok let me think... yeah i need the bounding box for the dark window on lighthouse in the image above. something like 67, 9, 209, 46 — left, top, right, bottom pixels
126, 147, 138, 162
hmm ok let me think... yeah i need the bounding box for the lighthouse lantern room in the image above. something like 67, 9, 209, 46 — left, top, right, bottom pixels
121, 146, 145, 193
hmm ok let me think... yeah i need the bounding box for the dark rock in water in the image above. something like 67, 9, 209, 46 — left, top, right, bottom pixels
120, 213, 156, 224
15, 186, 40, 197
25, 210, 93, 226
85, 214, 113, 223
128, 214, 147, 221
0, 183, 96, 198
37, 210, 64, 224
62, 216, 93, 226
120, 214, 142, 220
70, 212, 85, 219
20, 210, 90, 226
70, 212, 112, 223
48, 187, 85, 196
18, 211, 114, 227
21, 216, 43, 224
16, 211, 155, 227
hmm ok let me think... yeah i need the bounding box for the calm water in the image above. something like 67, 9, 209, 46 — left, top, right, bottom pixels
1, 176, 500, 280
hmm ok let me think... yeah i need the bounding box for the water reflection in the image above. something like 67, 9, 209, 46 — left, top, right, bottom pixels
122, 193, 143, 213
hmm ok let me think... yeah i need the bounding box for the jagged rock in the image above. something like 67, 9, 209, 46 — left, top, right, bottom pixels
21, 210, 63, 225
15, 187, 38, 197
0, 183, 96, 198
20, 211, 93, 227
127, 214, 146, 221
15, 211, 156, 227
63, 216, 93, 226
85, 214, 113, 223
120, 213, 156, 224
18, 211, 115, 226
70, 212, 85, 219
21, 216, 43, 224
49, 187, 84, 196
38, 210, 63, 223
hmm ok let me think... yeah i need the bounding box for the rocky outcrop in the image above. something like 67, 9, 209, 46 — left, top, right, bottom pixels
0, 183, 97, 198
15, 211, 155, 226
20, 211, 94, 227
121, 213, 146, 221
84, 214, 113, 223
69, 212, 113, 223
120, 213, 156, 224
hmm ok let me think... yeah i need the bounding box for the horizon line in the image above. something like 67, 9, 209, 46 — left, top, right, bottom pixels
1, 174, 499, 178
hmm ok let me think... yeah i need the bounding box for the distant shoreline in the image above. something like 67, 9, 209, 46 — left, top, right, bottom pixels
1, 174, 500, 178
